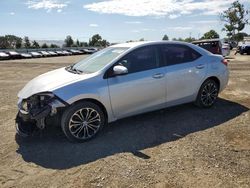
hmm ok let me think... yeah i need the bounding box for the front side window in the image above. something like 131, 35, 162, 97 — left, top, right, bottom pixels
118, 46, 158, 74
161, 44, 201, 66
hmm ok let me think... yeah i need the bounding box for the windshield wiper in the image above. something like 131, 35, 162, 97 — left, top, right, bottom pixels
66, 64, 83, 74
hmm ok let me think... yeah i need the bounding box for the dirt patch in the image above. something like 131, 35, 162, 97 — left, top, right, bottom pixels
0, 54, 249, 187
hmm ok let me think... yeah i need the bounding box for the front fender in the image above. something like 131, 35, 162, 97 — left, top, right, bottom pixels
53, 77, 116, 123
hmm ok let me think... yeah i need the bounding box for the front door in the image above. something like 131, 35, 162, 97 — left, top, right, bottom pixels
107, 45, 166, 119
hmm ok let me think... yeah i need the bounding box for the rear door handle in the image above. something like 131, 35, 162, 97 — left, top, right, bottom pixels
152, 73, 164, 79
196, 64, 205, 69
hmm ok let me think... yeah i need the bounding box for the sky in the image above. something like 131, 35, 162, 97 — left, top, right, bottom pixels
0, 0, 250, 43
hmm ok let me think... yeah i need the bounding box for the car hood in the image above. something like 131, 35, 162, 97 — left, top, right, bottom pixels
18, 67, 91, 99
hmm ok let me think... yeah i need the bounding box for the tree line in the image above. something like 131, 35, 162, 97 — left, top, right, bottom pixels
162, 30, 221, 42
0, 34, 110, 49
64, 34, 110, 48
0, 35, 60, 49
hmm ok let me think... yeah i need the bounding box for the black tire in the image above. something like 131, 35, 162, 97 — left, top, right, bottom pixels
195, 79, 219, 108
61, 101, 105, 143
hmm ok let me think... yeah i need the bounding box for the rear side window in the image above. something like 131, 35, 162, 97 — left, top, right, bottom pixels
118, 46, 159, 74
161, 44, 201, 66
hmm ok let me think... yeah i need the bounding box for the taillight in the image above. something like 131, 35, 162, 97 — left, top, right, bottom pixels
221, 59, 228, 66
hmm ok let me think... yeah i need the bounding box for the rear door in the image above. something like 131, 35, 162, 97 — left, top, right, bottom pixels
160, 44, 207, 104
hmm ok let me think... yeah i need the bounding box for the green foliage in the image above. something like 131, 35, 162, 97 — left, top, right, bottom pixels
41, 43, 48, 48
172, 37, 195, 42
80, 42, 88, 47
64, 35, 74, 47
100, 39, 110, 46
0, 36, 7, 48
220, 0, 249, 41
233, 32, 249, 41
162, 34, 169, 40
0, 35, 22, 49
201, 30, 220, 39
76, 39, 80, 47
89, 34, 102, 46
32, 40, 40, 48
184, 37, 196, 43
50, 44, 59, 48
24, 36, 31, 48
172, 37, 186, 41
89, 34, 110, 47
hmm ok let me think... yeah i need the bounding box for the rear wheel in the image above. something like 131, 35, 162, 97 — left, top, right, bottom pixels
61, 101, 105, 142
195, 79, 219, 108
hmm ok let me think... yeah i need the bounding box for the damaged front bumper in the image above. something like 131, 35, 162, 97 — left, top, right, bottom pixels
15, 92, 67, 137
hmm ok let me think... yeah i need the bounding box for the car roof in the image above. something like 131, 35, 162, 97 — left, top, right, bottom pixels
111, 40, 201, 48
192, 38, 222, 43
111, 41, 211, 55
111, 41, 153, 48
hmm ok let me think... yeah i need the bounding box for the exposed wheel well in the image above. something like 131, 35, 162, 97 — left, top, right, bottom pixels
205, 76, 220, 90
71, 98, 108, 123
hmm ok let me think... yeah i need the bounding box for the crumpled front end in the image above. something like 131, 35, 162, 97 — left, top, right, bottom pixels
16, 92, 67, 137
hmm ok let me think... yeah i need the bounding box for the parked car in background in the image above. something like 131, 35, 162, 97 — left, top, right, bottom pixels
16, 41, 229, 142
238, 41, 250, 55
39, 51, 51, 57
55, 51, 64, 56
47, 51, 58, 56
83, 48, 98, 54
0, 52, 10, 60
221, 43, 230, 57
29, 52, 43, 58
192, 39, 230, 57
20, 53, 32, 59
69, 49, 83, 55
6, 51, 22, 59
62, 50, 72, 56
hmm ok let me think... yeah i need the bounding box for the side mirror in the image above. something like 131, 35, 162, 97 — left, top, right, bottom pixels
113, 65, 128, 76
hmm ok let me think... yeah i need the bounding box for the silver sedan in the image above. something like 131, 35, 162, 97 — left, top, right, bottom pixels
16, 41, 229, 142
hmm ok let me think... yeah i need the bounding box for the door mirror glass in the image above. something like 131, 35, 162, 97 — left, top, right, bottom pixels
113, 65, 128, 76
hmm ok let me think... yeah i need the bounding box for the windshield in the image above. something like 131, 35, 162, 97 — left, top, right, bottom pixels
72, 47, 129, 73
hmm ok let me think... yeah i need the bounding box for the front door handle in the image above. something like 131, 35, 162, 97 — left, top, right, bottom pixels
152, 73, 164, 79
196, 64, 205, 69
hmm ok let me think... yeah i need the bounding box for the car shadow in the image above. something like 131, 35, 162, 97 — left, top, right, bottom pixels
16, 98, 249, 169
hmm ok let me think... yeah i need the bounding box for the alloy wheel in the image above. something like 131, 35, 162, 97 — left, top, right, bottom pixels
68, 108, 101, 140
200, 82, 218, 106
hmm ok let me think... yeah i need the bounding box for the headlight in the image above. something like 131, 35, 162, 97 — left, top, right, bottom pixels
21, 100, 28, 111
30, 92, 55, 108
18, 92, 55, 112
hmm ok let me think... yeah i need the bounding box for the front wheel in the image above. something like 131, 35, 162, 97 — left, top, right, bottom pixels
61, 101, 105, 142
195, 79, 219, 108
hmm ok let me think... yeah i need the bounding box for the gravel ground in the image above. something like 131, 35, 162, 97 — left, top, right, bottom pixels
0, 53, 249, 188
